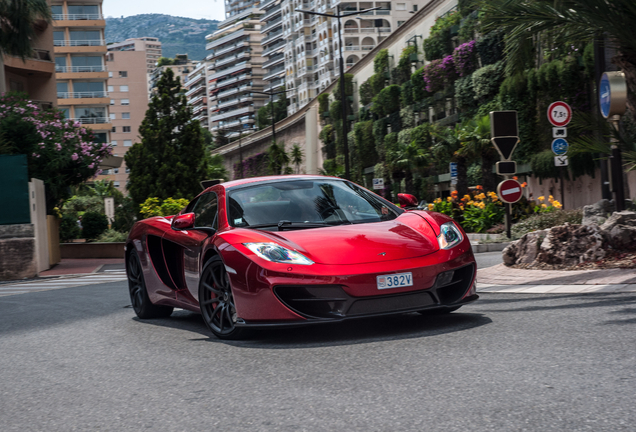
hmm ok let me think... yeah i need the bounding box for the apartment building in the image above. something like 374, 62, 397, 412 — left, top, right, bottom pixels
225, 0, 261, 19
1, 0, 56, 108
52, 0, 110, 145
149, 54, 197, 94
260, 0, 425, 115
97, 38, 162, 190
184, 62, 211, 129
206, 9, 268, 139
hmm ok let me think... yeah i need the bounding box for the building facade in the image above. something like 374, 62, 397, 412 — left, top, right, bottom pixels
1, 0, 56, 109
149, 54, 197, 95
206, 9, 268, 139
98, 38, 163, 191
52, 0, 110, 145
184, 62, 211, 129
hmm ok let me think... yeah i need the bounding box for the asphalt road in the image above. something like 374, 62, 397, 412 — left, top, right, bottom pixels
1, 275, 635, 432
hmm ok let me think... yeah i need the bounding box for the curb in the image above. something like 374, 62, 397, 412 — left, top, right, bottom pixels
471, 242, 510, 253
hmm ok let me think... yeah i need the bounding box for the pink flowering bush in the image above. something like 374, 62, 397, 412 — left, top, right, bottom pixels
0, 93, 112, 211
453, 40, 477, 77
422, 54, 457, 93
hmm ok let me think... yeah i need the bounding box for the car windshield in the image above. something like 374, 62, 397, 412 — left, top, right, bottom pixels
227, 179, 400, 229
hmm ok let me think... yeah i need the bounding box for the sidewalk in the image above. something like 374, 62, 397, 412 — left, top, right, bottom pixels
477, 263, 636, 294
39, 258, 125, 277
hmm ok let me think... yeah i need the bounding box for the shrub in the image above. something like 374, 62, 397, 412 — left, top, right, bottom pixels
82, 211, 108, 240
422, 59, 445, 93
62, 195, 104, 218
453, 40, 478, 77
472, 61, 505, 101
96, 229, 128, 243
139, 197, 190, 219
511, 209, 583, 240
60, 214, 80, 242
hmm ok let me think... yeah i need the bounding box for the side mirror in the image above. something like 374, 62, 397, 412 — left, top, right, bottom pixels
172, 212, 195, 230
398, 193, 418, 209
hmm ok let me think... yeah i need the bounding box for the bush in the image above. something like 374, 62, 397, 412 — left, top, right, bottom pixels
472, 61, 505, 101
511, 209, 583, 240
82, 211, 108, 240
96, 229, 128, 243
139, 197, 190, 219
62, 195, 104, 218
60, 214, 80, 242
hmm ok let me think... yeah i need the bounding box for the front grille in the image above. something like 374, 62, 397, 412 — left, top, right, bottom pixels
434, 264, 475, 304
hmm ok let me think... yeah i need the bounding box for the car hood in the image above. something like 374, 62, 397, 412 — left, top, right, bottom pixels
235, 212, 439, 265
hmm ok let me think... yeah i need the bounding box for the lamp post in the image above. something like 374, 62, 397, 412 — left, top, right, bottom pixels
252, 87, 292, 145
296, 5, 379, 179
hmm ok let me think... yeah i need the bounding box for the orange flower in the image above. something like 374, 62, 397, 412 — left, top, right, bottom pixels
521, 182, 527, 188
513, 176, 518, 180
476, 185, 483, 190
451, 190, 458, 198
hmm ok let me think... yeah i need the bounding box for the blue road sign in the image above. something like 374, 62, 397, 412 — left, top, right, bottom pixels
450, 162, 458, 179
599, 74, 611, 118
551, 138, 569, 156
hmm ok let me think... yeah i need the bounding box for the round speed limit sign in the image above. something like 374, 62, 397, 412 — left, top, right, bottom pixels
547, 101, 572, 127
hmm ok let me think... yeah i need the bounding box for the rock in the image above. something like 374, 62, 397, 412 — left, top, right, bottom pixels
502, 230, 547, 267
535, 223, 607, 266
599, 211, 636, 230
582, 199, 613, 226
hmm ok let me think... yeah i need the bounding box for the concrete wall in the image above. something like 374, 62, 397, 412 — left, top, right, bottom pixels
29, 179, 49, 273
0, 224, 36, 281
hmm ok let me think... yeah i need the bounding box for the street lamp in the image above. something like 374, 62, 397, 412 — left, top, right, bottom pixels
252, 87, 292, 146
296, 5, 380, 179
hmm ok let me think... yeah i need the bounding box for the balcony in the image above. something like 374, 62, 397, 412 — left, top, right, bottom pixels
57, 91, 108, 99
67, 117, 109, 125
56, 65, 106, 73
185, 74, 205, 90
361, 44, 375, 51
261, 16, 283, 34
189, 94, 207, 106
208, 62, 251, 81
206, 29, 245, 51
263, 68, 285, 82
52, 13, 103, 20
262, 54, 284, 70
261, 29, 284, 45
210, 73, 252, 91
260, 5, 281, 23
262, 40, 285, 57
54, 39, 105, 47
216, 95, 253, 110
186, 84, 206, 98
345, 45, 360, 51
211, 51, 249, 69
210, 106, 255, 123
206, 40, 248, 60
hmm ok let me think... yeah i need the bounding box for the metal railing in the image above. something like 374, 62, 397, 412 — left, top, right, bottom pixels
54, 39, 105, 47
67, 117, 109, 124
52, 14, 103, 20
55, 65, 105, 73
57, 91, 108, 99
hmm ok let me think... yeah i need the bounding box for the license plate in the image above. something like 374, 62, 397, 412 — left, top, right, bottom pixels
377, 272, 413, 290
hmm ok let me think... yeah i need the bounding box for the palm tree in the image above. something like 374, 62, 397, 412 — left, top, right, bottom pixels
480, 0, 636, 120
457, 116, 497, 191
268, 141, 290, 175
0, 0, 52, 93
430, 123, 469, 196
290, 144, 303, 174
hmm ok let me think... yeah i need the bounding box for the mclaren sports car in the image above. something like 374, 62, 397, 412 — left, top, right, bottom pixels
125, 175, 478, 339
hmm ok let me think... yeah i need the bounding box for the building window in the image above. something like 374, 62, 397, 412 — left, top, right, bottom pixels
397, 21, 405, 27
112, 126, 116, 132
110, 99, 115, 105
119, 71, 128, 78
125, 167, 130, 174
121, 99, 130, 105
123, 126, 131, 133
122, 112, 130, 119
108, 85, 114, 92
413, 5, 418, 11
396, 3, 406, 10
102, 169, 111, 175
120, 85, 129, 92
124, 140, 132, 147
110, 113, 116, 120
114, 168, 119, 174
112, 141, 118, 146
114, 182, 120, 188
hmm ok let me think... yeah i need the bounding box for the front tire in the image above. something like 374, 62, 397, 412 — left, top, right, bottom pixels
199, 256, 246, 340
127, 250, 173, 319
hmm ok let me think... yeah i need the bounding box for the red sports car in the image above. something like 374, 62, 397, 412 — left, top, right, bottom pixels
125, 175, 477, 339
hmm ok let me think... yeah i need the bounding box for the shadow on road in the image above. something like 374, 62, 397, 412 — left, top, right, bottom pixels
136, 309, 492, 349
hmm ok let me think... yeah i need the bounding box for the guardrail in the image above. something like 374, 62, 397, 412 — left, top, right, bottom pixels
55, 65, 105, 73
57, 91, 108, 99
67, 117, 109, 124
53, 39, 105, 47
52, 14, 103, 20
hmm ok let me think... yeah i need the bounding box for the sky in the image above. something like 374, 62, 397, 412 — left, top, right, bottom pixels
102, 0, 226, 21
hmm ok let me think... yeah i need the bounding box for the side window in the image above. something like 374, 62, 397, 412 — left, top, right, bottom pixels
191, 192, 218, 228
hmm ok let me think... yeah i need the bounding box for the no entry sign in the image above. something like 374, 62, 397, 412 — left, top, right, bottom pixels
497, 179, 523, 204
547, 101, 572, 127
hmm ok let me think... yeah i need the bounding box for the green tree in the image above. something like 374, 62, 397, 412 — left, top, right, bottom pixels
290, 144, 304, 174
480, 0, 636, 120
457, 116, 497, 191
125, 68, 210, 210
0, 0, 51, 93
268, 141, 290, 175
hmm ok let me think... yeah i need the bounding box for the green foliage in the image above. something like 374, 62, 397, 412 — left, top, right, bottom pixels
374, 49, 389, 74
423, 11, 460, 61
476, 30, 504, 66
511, 209, 583, 240
394, 46, 418, 85
319, 124, 336, 160
454, 74, 477, 112
352, 121, 378, 173
332, 73, 354, 100
139, 197, 189, 219
372, 85, 401, 117
96, 229, 128, 243
329, 99, 342, 122
318, 93, 330, 116
369, 73, 386, 96
359, 80, 374, 106
125, 68, 210, 210
458, 12, 479, 42
62, 195, 104, 218
472, 61, 505, 101
60, 214, 80, 242
156, 57, 175, 66
290, 144, 304, 174
208, 154, 229, 181
268, 141, 290, 175
499, 71, 539, 163
112, 197, 136, 233
0, 0, 51, 58
256, 89, 289, 129
400, 81, 414, 107
411, 66, 427, 101
82, 211, 108, 240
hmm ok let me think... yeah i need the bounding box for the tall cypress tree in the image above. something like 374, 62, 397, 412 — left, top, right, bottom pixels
125, 68, 210, 209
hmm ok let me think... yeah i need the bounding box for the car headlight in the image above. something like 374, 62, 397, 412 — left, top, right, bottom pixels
437, 221, 463, 249
243, 242, 314, 265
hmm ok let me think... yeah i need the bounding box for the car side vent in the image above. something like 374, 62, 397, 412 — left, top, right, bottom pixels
274, 285, 349, 319
435, 263, 475, 304
146, 235, 177, 290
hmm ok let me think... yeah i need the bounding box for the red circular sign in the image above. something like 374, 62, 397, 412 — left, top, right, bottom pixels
547, 101, 572, 127
497, 179, 523, 204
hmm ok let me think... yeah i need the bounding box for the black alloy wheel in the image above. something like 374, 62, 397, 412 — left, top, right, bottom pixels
127, 250, 173, 319
199, 256, 246, 340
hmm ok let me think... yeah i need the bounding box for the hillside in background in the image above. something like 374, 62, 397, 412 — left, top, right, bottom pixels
105, 14, 219, 61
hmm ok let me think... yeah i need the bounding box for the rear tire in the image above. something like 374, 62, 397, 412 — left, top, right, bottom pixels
199, 256, 247, 340
127, 250, 173, 319
417, 306, 461, 316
